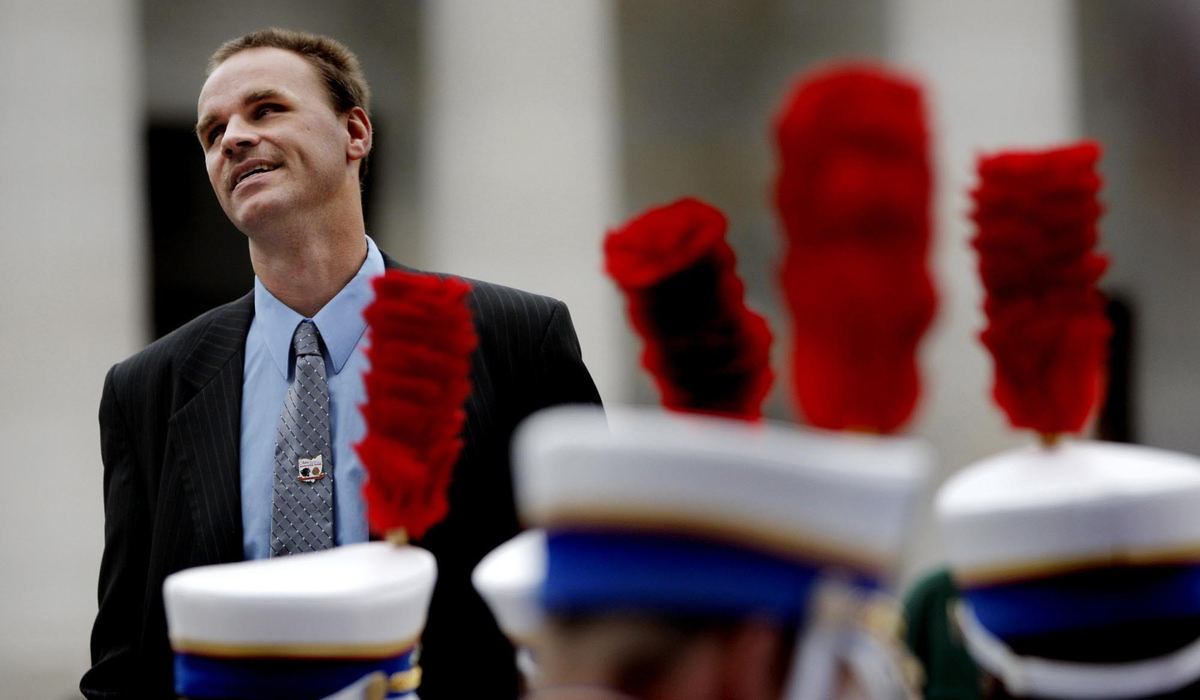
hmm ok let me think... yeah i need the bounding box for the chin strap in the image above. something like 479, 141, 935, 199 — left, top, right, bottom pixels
783, 580, 922, 700
785, 618, 841, 700
516, 647, 541, 688
319, 672, 387, 700
956, 601, 1200, 698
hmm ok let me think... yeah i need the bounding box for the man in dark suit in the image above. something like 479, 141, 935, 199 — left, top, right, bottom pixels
82, 28, 600, 699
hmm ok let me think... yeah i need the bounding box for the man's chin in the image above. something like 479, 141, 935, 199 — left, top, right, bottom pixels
226, 196, 288, 235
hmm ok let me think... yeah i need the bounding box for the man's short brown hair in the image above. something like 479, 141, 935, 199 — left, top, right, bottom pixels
208, 27, 371, 117
208, 28, 373, 183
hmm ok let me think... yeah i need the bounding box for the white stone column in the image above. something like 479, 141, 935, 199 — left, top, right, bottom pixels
421, 0, 624, 404
0, 0, 146, 691
886, 0, 1081, 574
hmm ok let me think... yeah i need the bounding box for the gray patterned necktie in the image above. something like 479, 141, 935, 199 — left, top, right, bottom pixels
270, 320, 334, 556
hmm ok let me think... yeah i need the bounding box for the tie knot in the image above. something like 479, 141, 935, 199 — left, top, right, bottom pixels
292, 320, 322, 357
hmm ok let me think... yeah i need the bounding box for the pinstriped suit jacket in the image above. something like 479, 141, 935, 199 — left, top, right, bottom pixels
83, 254, 602, 699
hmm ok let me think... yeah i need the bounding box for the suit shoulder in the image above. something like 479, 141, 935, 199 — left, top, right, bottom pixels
379, 258, 572, 350
381, 253, 563, 319
107, 294, 252, 388
462, 277, 563, 320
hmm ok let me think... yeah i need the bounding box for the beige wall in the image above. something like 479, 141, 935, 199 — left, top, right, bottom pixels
0, 0, 146, 695
886, 0, 1083, 577
421, 0, 623, 405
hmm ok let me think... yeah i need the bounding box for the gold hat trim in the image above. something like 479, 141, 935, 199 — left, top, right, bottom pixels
170, 635, 418, 660
389, 667, 422, 693
953, 542, 1200, 588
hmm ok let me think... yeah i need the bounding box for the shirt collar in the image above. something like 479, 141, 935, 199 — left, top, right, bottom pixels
254, 235, 385, 379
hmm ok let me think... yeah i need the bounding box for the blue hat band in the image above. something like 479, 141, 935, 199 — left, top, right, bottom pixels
174, 646, 417, 699
543, 530, 880, 620
964, 563, 1200, 639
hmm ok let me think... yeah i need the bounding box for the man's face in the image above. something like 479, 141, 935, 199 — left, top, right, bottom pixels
196, 47, 357, 234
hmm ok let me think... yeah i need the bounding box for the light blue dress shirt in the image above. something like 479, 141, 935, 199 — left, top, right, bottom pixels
240, 236, 384, 560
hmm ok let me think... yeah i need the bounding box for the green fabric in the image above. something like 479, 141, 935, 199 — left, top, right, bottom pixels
903, 567, 983, 700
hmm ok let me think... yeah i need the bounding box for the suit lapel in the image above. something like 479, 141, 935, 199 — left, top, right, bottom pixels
380, 250, 411, 272
170, 293, 255, 563
169, 253, 403, 563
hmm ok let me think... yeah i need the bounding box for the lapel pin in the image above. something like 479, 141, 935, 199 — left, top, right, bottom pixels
298, 455, 326, 482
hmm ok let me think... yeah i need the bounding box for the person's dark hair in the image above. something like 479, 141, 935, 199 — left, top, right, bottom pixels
208, 28, 372, 182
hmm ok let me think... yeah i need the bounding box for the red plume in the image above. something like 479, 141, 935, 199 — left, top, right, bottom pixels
971, 141, 1111, 436
605, 197, 773, 420
355, 270, 477, 541
774, 64, 936, 433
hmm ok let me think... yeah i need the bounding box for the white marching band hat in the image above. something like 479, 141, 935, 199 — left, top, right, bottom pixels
472, 529, 549, 685
487, 404, 931, 700
938, 439, 1200, 698
164, 542, 435, 699
473, 529, 547, 647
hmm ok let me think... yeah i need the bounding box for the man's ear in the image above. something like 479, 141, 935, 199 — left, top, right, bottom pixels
345, 106, 371, 162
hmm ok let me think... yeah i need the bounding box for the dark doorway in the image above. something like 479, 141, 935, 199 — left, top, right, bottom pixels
146, 124, 254, 338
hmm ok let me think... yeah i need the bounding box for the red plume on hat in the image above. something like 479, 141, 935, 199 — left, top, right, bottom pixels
774, 63, 937, 433
971, 141, 1111, 438
605, 197, 774, 420
355, 270, 478, 542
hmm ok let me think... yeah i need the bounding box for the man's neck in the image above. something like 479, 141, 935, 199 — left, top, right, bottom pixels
249, 227, 368, 319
